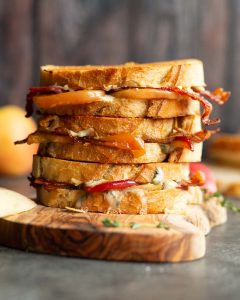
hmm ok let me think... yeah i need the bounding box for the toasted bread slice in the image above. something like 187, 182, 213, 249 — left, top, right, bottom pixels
36, 185, 202, 214
38, 141, 202, 163
39, 115, 201, 142
32, 156, 189, 184
41, 59, 205, 91
38, 98, 200, 118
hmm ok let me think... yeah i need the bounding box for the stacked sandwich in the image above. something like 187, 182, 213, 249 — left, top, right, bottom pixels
22, 59, 230, 214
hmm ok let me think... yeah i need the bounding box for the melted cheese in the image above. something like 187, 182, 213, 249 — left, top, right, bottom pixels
68, 128, 95, 138
152, 167, 164, 185
85, 179, 107, 187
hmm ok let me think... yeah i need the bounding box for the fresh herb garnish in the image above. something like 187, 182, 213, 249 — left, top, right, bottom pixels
203, 190, 240, 213
212, 191, 222, 198
220, 198, 240, 213
102, 218, 121, 227
101, 219, 172, 230
160, 144, 170, 154
129, 222, 141, 229
156, 222, 170, 230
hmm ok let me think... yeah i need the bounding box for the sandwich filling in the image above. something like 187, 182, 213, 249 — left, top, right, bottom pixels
25, 86, 230, 125
30, 168, 205, 214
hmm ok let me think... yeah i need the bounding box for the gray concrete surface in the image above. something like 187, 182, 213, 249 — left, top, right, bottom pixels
0, 178, 240, 300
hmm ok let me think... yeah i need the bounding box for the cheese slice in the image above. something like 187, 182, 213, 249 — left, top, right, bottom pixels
0, 188, 37, 218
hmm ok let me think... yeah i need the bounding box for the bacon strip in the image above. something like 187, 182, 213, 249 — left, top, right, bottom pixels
196, 88, 231, 105
157, 87, 220, 126
146, 129, 218, 145
14, 137, 28, 145
17, 128, 216, 154
28, 176, 75, 192
25, 86, 66, 117
179, 170, 206, 190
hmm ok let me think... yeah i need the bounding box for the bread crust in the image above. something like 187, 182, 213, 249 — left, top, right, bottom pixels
38, 98, 200, 118
32, 155, 189, 184
36, 185, 202, 214
38, 141, 202, 163
40, 59, 205, 91
39, 115, 201, 142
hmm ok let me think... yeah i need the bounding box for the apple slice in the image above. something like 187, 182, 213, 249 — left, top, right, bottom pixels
0, 188, 37, 218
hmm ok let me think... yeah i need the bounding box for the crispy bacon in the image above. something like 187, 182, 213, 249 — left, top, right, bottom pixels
25, 86, 66, 117
157, 87, 219, 126
66, 133, 145, 158
153, 129, 218, 149
195, 88, 231, 105
28, 176, 75, 192
57, 130, 212, 153
19, 128, 216, 158
29, 176, 138, 193
179, 170, 206, 190
189, 128, 219, 143
171, 136, 193, 151
14, 137, 28, 145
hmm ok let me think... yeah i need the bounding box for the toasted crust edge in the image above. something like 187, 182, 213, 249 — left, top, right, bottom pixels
32, 155, 190, 184
40, 59, 205, 91
36, 185, 202, 214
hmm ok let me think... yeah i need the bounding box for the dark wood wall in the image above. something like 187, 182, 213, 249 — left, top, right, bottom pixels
0, 0, 239, 132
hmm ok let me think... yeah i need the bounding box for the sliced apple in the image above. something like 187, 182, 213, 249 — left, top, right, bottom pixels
0, 188, 36, 218
111, 88, 183, 100
33, 90, 105, 109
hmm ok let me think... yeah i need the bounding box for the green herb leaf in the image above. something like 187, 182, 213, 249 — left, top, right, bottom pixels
129, 222, 141, 229
156, 222, 170, 230
102, 218, 121, 228
220, 198, 240, 213
212, 192, 222, 198
160, 144, 170, 154
203, 190, 223, 202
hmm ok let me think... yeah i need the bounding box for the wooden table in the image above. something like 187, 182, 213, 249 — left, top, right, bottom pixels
0, 177, 240, 300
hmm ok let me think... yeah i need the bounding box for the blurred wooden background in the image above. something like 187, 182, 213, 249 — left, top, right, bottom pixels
0, 0, 239, 132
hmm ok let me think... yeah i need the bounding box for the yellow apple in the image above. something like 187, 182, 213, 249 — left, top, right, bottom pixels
0, 105, 37, 176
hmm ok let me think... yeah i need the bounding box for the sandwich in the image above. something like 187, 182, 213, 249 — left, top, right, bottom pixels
18, 59, 230, 215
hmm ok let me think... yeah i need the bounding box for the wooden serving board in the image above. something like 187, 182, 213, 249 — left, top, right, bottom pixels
0, 204, 226, 262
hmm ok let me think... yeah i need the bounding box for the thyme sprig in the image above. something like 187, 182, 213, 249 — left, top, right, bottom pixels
203, 190, 240, 213
102, 218, 170, 230
102, 218, 121, 227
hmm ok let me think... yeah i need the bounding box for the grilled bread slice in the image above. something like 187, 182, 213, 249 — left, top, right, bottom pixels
38, 141, 202, 164
38, 114, 201, 142
38, 98, 200, 119
32, 156, 190, 185
41, 59, 205, 91
36, 185, 202, 214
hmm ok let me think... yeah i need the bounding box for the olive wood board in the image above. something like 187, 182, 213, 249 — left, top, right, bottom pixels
0, 204, 227, 262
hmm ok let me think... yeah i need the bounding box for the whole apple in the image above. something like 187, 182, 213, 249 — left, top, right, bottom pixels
0, 105, 37, 176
